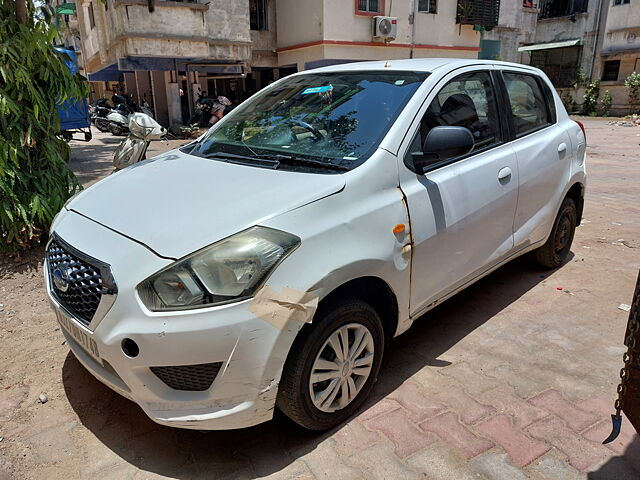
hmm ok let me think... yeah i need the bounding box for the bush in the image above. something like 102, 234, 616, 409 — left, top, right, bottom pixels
0, 2, 87, 253
624, 72, 640, 114
600, 90, 613, 117
582, 80, 600, 116
560, 90, 576, 113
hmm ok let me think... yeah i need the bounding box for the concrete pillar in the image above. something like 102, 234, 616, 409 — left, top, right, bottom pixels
135, 71, 153, 110
150, 70, 169, 127
166, 74, 183, 129
123, 72, 138, 103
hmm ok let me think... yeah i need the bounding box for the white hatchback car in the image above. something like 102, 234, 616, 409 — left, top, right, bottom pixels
46, 59, 586, 431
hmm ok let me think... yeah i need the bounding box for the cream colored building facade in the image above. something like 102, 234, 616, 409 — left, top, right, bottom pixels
275, 0, 481, 71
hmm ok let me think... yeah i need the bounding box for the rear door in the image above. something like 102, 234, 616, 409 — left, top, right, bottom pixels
398, 67, 519, 316
497, 69, 573, 248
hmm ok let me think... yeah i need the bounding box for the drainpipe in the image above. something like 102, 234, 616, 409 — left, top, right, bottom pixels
589, 0, 605, 82
410, 0, 419, 58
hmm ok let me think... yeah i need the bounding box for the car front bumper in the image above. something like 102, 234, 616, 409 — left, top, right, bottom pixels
46, 211, 297, 430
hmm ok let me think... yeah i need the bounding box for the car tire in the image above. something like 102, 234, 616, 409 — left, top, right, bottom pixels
277, 298, 385, 431
533, 197, 577, 269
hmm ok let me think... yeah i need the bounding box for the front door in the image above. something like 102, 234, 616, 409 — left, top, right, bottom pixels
398, 68, 519, 316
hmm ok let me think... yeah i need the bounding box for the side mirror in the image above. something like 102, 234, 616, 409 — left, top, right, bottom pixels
411, 126, 475, 173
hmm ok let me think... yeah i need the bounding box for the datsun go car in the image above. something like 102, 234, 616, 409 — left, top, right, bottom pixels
45, 59, 586, 431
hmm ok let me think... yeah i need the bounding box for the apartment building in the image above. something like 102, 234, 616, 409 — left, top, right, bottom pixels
595, 0, 640, 113
275, 0, 486, 70
485, 0, 606, 90
63, 0, 501, 128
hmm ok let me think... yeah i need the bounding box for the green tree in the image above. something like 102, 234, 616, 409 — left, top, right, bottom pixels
1, 0, 87, 253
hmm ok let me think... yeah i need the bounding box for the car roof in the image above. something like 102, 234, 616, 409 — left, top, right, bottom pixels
305, 58, 541, 75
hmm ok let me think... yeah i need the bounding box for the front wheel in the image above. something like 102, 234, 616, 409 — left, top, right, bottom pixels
532, 197, 577, 268
277, 299, 384, 430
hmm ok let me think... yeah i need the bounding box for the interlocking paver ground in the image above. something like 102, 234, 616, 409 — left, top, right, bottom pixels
1, 119, 639, 479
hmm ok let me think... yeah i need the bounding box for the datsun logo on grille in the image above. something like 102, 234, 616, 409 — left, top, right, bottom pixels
52, 266, 71, 292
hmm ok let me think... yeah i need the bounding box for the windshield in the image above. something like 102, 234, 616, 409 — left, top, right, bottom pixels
188, 70, 429, 172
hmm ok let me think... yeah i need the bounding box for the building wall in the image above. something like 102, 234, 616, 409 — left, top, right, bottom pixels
597, 0, 640, 114
484, 3, 539, 62
276, 0, 480, 70
276, 0, 324, 48
533, 7, 603, 80
251, 0, 278, 67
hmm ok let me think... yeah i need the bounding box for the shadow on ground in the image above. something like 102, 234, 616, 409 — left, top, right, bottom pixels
588, 436, 640, 479
62, 256, 556, 478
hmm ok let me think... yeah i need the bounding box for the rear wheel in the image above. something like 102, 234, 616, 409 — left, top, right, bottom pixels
277, 299, 384, 430
533, 197, 577, 268
109, 123, 123, 136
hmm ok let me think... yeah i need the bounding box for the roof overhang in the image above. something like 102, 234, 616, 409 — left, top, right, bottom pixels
518, 39, 582, 52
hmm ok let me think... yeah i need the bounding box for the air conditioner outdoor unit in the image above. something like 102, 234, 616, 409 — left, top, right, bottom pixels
373, 16, 397, 40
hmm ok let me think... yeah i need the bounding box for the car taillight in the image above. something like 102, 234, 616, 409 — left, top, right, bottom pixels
575, 120, 586, 141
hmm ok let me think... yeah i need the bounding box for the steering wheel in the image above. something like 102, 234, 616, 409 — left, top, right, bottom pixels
287, 119, 325, 142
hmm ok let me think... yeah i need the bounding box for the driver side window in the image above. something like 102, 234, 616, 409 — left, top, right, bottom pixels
417, 71, 501, 154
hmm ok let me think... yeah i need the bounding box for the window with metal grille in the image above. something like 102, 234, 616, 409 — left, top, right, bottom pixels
456, 0, 500, 27
250, 0, 268, 30
614, 0, 630, 5
602, 60, 621, 81
88, 3, 95, 29
538, 0, 588, 19
529, 45, 582, 87
357, 0, 382, 14
418, 0, 437, 14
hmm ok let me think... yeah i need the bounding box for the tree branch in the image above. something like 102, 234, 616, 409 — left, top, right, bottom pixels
15, 0, 28, 24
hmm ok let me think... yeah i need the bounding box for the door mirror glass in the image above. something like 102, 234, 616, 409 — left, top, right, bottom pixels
412, 126, 474, 173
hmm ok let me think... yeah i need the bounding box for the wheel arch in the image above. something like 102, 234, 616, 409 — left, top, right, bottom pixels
565, 182, 585, 226
316, 276, 399, 343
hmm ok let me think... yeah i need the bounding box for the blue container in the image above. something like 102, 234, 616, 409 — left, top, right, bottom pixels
55, 47, 92, 141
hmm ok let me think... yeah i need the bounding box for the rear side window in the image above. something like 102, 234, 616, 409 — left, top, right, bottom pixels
503, 73, 552, 136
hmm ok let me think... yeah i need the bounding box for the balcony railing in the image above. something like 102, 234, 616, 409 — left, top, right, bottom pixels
538, 0, 588, 19
456, 0, 500, 27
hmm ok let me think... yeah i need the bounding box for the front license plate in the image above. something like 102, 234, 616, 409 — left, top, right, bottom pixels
55, 308, 102, 365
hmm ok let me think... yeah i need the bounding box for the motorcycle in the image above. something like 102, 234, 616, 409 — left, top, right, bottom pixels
90, 98, 112, 133
188, 93, 216, 127
113, 112, 167, 170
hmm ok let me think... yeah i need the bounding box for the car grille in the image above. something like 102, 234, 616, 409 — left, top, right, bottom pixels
150, 362, 223, 391
46, 239, 103, 327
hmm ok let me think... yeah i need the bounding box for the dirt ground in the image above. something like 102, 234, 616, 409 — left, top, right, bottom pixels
0, 120, 639, 479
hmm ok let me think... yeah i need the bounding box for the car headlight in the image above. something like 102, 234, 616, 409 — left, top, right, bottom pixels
137, 226, 300, 311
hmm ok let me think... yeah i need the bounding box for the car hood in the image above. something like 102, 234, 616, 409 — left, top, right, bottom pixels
67, 150, 346, 259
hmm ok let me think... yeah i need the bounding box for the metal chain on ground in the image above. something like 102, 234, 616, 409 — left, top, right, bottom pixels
604, 270, 640, 443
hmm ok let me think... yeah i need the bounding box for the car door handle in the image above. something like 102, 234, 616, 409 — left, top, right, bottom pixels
558, 142, 567, 153
498, 167, 512, 182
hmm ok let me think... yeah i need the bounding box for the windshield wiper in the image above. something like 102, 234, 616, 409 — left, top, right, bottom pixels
250, 153, 350, 171
202, 152, 280, 169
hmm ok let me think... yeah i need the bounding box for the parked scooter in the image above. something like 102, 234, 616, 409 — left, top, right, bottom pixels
113, 112, 166, 170
107, 94, 154, 136
90, 98, 112, 132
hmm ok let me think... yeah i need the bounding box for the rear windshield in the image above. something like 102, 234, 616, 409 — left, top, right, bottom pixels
189, 70, 429, 172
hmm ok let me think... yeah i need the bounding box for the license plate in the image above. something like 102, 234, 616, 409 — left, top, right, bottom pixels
55, 308, 102, 365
